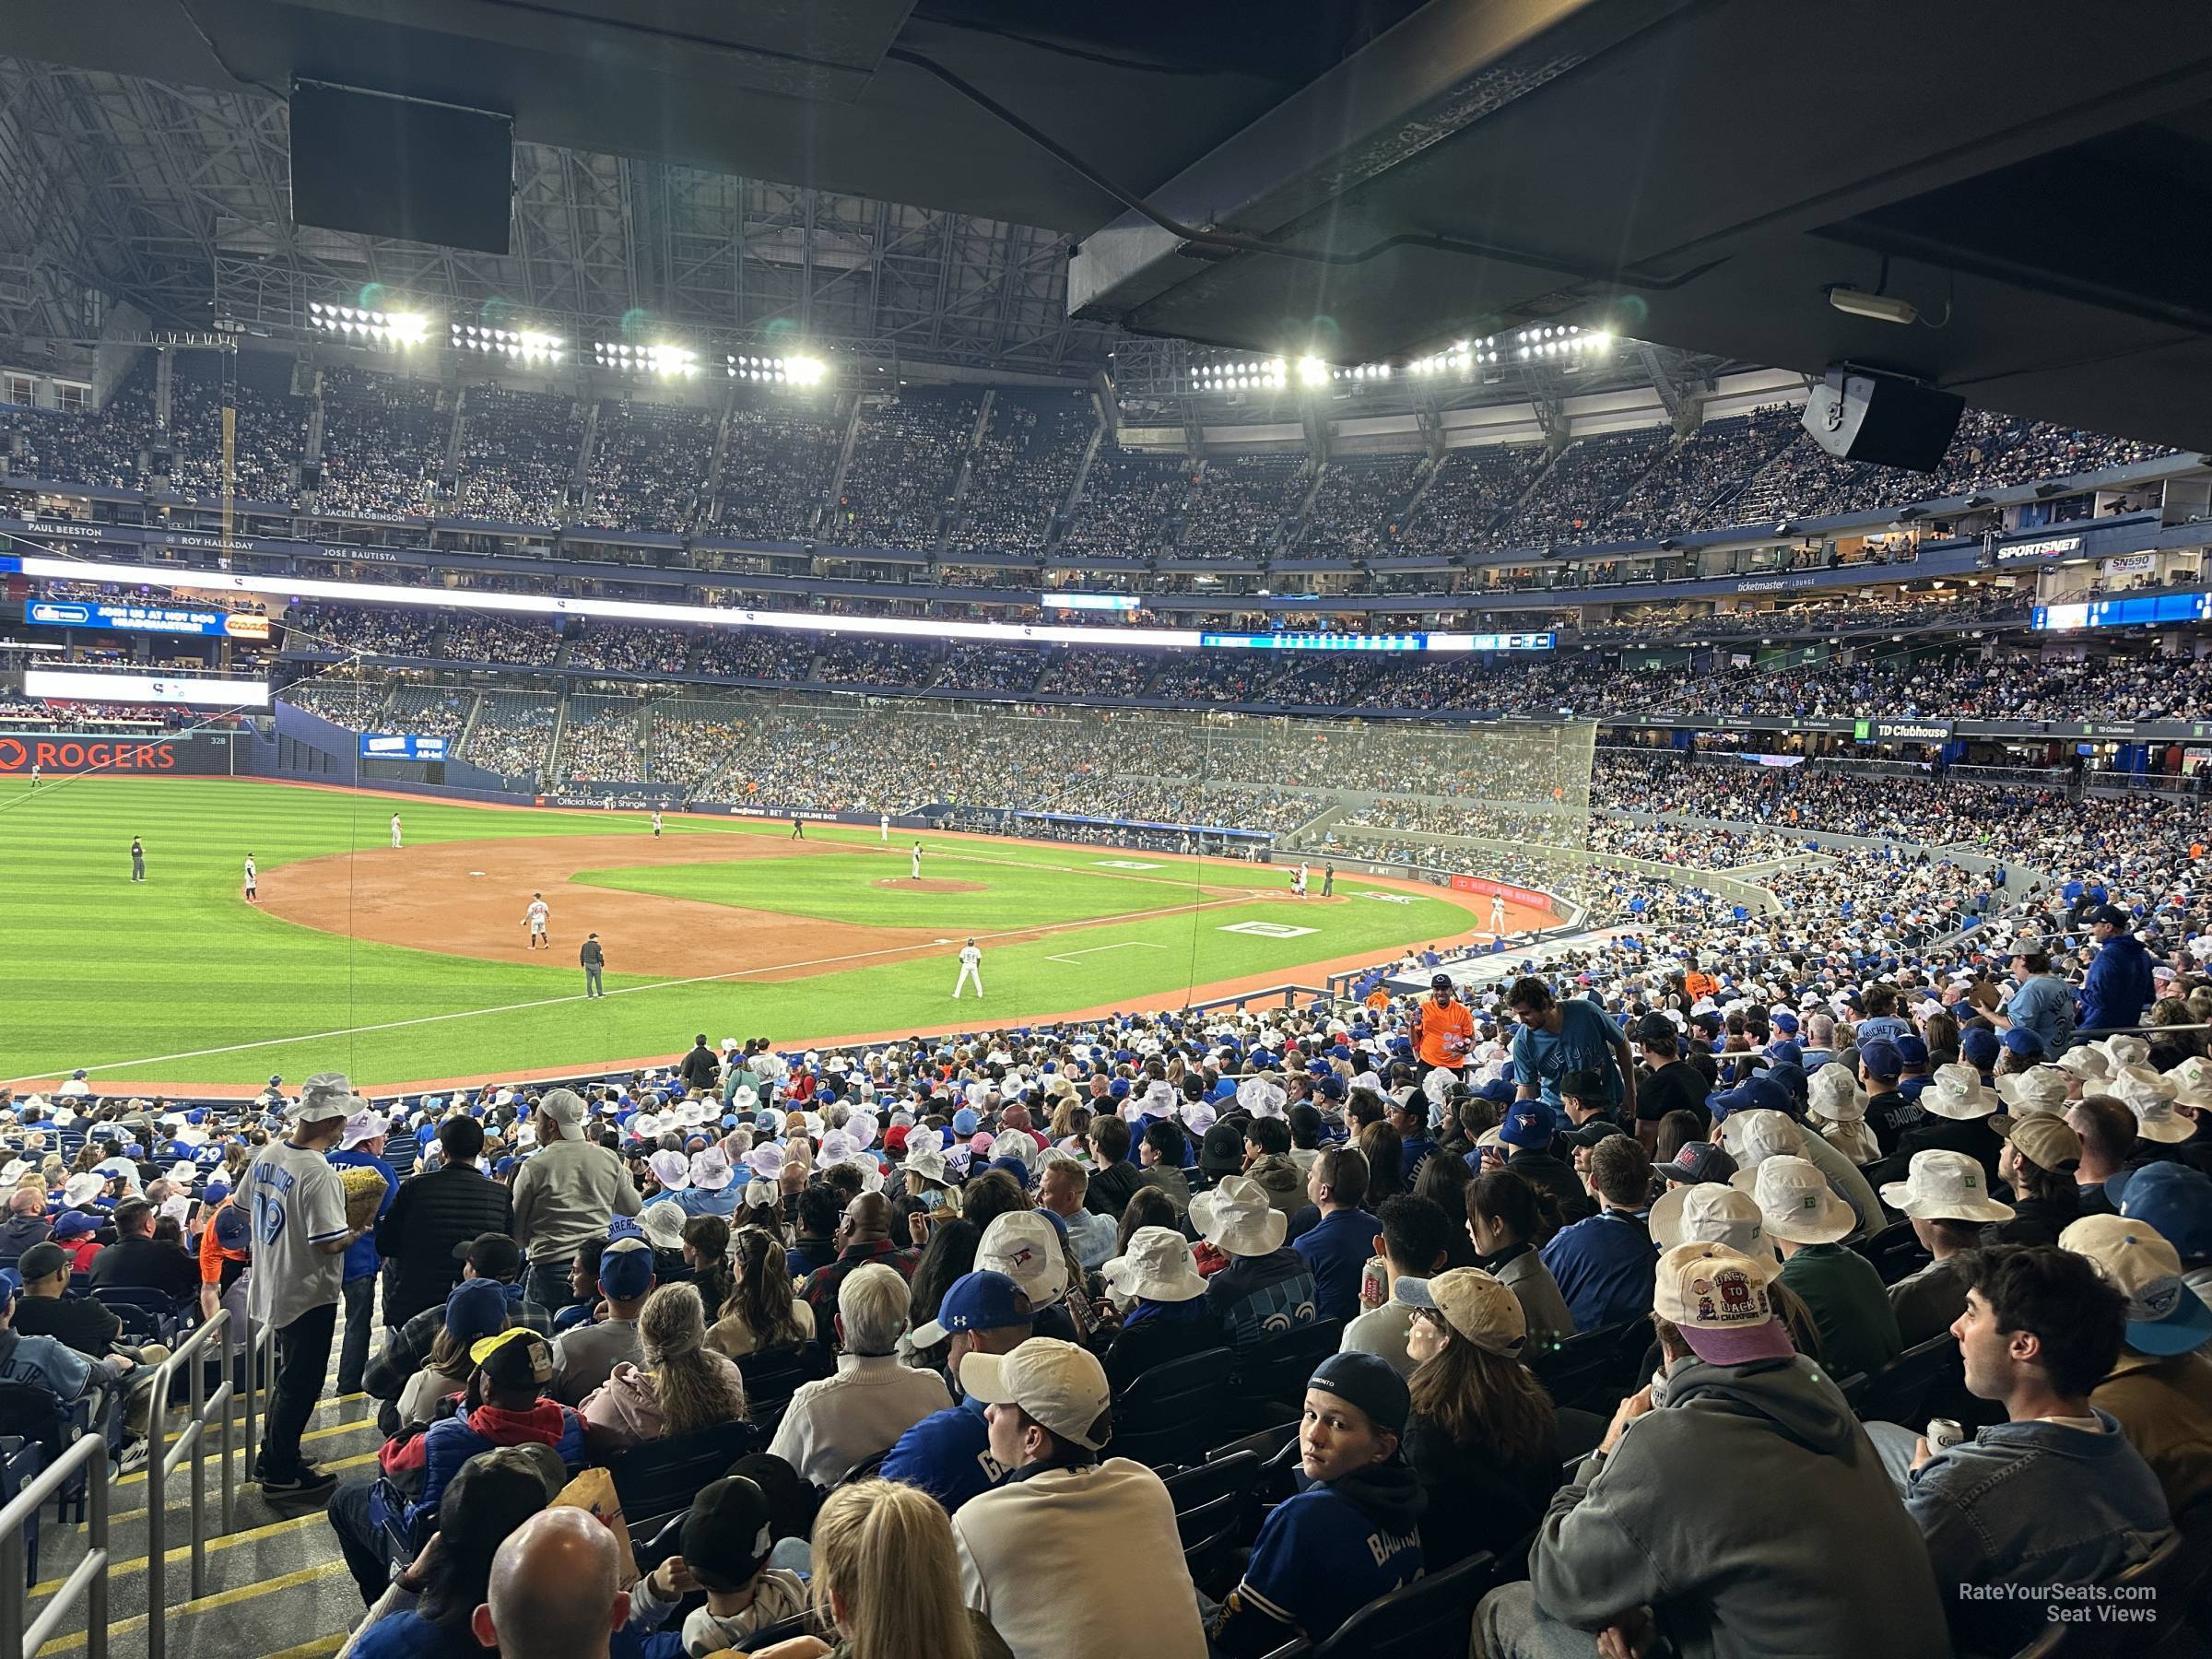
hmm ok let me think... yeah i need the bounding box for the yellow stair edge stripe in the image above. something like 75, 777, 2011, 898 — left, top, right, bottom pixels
34, 1559, 351, 1654
30, 1512, 328, 1599
88, 1448, 381, 1524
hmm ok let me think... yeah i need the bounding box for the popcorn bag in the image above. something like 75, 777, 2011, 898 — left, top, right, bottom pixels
336, 1163, 389, 1232
553, 1465, 640, 1587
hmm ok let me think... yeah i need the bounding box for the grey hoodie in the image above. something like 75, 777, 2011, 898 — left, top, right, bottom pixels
1244, 1154, 1304, 1218
1530, 1354, 1949, 1659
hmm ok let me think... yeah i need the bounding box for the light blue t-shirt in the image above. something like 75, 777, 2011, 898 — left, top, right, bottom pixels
1511, 998, 1623, 1111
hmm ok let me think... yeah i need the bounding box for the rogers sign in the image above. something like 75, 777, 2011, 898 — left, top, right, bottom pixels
0, 737, 181, 773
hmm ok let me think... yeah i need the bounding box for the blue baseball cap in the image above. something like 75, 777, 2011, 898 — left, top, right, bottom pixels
2000, 1029, 2047, 1060
1765, 1040, 1804, 1070
909, 1269, 1033, 1346
1771, 1011, 1800, 1036
1858, 1040, 1903, 1081
1960, 1027, 2002, 1070
1893, 1034, 1929, 1069
1708, 1075, 1795, 1124
598, 1238, 656, 1299
445, 1277, 510, 1341
213, 1205, 251, 1252
2114, 1164, 2212, 1264
1498, 1103, 1554, 1150
952, 1108, 981, 1136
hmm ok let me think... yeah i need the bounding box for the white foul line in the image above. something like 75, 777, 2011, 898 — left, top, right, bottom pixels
1042, 941, 1170, 966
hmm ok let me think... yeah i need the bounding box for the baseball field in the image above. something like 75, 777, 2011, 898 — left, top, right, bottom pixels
1, 775, 1533, 1093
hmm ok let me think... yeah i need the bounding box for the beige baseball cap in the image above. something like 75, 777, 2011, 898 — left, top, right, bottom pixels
960, 1336, 1113, 1451
1396, 1267, 1525, 1355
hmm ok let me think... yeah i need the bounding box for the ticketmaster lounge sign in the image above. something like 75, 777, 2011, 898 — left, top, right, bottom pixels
1855, 719, 1954, 742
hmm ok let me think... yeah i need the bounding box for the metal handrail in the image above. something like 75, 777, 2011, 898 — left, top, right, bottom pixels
146, 1311, 238, 1659
241, 1316, 271, 1502
0, 1430, 111, 1659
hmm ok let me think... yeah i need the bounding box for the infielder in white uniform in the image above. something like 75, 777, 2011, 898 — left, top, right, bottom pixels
524, 891, 550, 949
911, 841, 924, 881
242, 853, 257, 902
652, 810, 664, 839
390, 813, 403, 849
1294, 862, 1309, 900
880, 812, 890, 842
1490, 893, 1508, 935
954, 937, 983, 998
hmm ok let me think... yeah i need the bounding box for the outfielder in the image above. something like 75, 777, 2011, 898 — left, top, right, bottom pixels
390, 812, 402, 849
130, 837, 145, 883
242, 853, 258, 902
954, 937, 983, 999
524, 891, 550, 949
652, 810, 664, 839
911, 841, 924, 881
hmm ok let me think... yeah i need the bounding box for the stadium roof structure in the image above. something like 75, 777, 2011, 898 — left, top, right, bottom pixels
8, 3, 2208, 444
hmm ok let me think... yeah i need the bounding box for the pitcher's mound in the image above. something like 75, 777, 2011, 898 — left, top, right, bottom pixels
875, 877, 986, 894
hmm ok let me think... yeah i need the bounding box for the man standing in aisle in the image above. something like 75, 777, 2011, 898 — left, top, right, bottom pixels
512, 1087, 642, 1312
955, 938, 984, 1001
390, 812, 402, 850
246, 1073, 371, 1500
580, 933, 606, 999
524, 891, 550, 950
912, 841, 924, 882
130, 837, 145, 883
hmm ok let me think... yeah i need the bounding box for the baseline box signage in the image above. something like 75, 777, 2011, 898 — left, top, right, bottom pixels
1854, 719, 1954, 742
1448, 873, 1557, 913
28, 599, 270, 640
0, 732, 231, 774
359, 732, 448, 761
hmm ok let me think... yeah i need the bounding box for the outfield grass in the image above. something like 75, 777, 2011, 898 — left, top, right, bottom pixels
3, 777, 1472, 1088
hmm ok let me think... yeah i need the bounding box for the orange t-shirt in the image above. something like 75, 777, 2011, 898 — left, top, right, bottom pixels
198, 1197, 249, 1285
1364, 987, 1392, 1015
1684, 971, 1718, 1003
1414, 996, 1477, 1068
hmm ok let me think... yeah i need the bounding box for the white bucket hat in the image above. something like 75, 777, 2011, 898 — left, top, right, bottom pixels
637, 1201, 688, 1251
1102, 1225, 1208, 1304
629, 1111, 664, 1141
1717, 1109, 1802, 1172
904, 1143, 949, 1185
1188, 1175, 1288, 1258
1806, 1066, 1865, 1124
976, 1211, 1067, 1304
1650, 1182, 1774, 1258
1922, 1063, 1998, 1121
742, 1178, 777, 1210
2092, 1035, 2152, 1073
1879, 1148, 2016, 1223
689, 1147, 735, 1192
990, 1130, 1036, 1170
65, 1171, 106, 1207
846, 1112, 879, 1150
2108, 1065, 2194, 1144
1236, 1077, 1287, 1119
0, 1159, 28, 1186
1739, 1154, 1855, 1245
673, 1101, 706, 1129
1994, 1066, 2071, 1119
1180, 1100, 1218, 1136
2165, 1056, 2212, 1111
647, 1148, 690, 1189
818, 1129, 858, 1166
166, 1159, 197, 1184
2055, 1045, 2111, 1083
745, 1142, 785, 1181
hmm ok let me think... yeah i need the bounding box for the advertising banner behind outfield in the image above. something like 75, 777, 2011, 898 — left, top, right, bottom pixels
359, 732, 448, 761
0, 731, 239, 774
